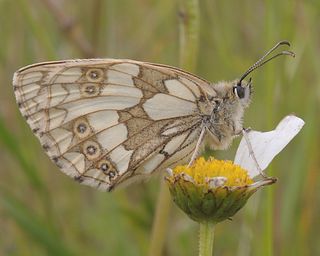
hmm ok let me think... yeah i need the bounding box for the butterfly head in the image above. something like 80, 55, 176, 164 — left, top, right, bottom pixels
204, 79, 252, 150
210, 79, 252, 111
211, 79, 252, 126
231, 40, 295, 109
206, 41, 295, 149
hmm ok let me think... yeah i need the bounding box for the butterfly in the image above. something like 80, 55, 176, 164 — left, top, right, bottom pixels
13, 41, 294, 191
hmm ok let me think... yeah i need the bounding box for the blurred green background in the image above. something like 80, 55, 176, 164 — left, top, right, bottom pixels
0, 0, 319, 255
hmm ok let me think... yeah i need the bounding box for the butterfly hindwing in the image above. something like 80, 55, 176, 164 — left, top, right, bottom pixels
13, 59, 215, 190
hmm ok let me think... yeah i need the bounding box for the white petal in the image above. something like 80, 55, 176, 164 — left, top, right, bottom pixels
234, 115, 305, 178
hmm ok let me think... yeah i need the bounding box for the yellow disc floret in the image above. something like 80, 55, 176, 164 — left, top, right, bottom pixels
173, 157, 253, 187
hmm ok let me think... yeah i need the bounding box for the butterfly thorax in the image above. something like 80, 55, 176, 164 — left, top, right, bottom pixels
203, 80, 251, 150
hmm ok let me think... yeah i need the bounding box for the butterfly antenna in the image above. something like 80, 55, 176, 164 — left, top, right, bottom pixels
238, 40, 295, 85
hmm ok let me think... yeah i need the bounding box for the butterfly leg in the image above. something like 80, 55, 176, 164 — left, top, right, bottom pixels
242, 128, 268, 178
188, 127, 206, 167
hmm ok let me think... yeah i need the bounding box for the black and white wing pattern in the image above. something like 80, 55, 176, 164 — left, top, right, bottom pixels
13, 59, 217, 191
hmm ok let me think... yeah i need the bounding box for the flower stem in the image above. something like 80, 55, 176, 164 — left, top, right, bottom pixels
199, 222, 215, 256
263, 0, 276, 251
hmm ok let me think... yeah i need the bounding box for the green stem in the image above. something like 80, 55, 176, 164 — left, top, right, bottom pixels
199, 222, 215, 256
263, 0, 276, 254
179, 0, 200, 71
147, 180, 172, 256
265, 184, 274, 256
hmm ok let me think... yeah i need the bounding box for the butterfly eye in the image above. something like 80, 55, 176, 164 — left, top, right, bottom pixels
233, 85, 245, 99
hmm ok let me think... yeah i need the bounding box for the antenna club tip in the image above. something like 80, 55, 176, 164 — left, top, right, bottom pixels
279, 40, 291, 46
283, 50, 295, 58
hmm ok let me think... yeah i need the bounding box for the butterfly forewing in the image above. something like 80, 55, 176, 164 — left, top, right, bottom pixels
13, 59, 215, 191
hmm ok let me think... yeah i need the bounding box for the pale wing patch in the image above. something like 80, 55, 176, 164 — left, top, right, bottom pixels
101, 85, 142, 97
159, 133, 198, 169
109, 146, 133, 174
135, 129, 199, 177
143, 94, 197, 120
30, 112, 46, 132
82, 169, 98, 179
48, 108, 67, 130
111, 63, 140, 76
164, 79, 195, 101
140, 154, 165, 174
81, 169, 102, 187
107, 69, 135, 87
163, 133, 189, 155
178, 77, 202, 98
48, 96, 139, 129
47, 84, 142, 108
59, 152, 86, 176
41, 66, 73, 84
84, 168, 103, 179
18, 88, 49, 116
134, 133, 195, 176
86, 110, 119, 132
52, 83, 80, 104
163, 141, 195, 167
49, 84, 69, 106
20, 71, 43, 85
96, 124, 128, 151
166, 127, 200, 164
53, 68, 82, 83
49, 128, 73, 154
19, 83, 41, 101
81, 172, 117, 191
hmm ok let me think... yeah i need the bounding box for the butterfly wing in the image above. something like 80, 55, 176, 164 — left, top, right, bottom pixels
13, 59, 215, 191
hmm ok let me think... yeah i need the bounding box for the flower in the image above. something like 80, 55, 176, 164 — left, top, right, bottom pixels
165, 157, 276, 223
165, 115, 305, 224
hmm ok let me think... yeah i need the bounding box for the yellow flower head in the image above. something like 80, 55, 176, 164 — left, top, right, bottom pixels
166, 157, 275, 224
173, 157, 253, 187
